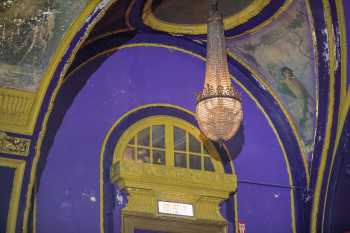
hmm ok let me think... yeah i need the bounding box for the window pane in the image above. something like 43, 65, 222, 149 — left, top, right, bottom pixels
189, 154, 201, 170
153, 150, 165, 165
174, 127, 186, 151
123, 146, 134, 160
203, 145, 209, 154
152, 125, 165, 148
189, 134, 201, 153
174, 153, 187, 168
128, 137, 135, 145
137, 128, 150, 146
204, 157, 215, 171
137, 148, 150, 163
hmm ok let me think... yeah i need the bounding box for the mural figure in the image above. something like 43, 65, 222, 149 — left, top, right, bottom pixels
226, 0, 316, 153
0, 0, 89, 91
277, 66, 313, 146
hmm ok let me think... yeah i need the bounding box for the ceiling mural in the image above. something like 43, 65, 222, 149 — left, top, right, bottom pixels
227, 0, 316, 153
151, 0, 254, 25
0, 0, 89, 91
142, 0, 271, 35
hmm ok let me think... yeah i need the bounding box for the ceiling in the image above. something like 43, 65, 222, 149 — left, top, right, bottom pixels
151, 0, 254, 25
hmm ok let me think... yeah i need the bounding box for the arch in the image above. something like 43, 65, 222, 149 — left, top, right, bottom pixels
101, 105, 235, 233
33, 32, 305, 233
113, 115, 224, 171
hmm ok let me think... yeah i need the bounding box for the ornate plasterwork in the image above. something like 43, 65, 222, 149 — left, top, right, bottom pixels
110, 160, 236, 222
0, 87, 35, 134
0, 131, 31, 156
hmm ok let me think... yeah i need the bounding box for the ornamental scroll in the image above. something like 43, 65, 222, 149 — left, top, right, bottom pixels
0, 132, 30, 156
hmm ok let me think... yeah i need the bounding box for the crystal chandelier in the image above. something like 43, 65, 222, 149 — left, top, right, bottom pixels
196, 0, 243, 143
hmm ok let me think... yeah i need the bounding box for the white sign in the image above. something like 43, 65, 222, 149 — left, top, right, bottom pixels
158, 201, 194, 217
238, 222, 246, 233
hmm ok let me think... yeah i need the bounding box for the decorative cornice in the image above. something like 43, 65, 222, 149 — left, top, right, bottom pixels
111, 160, 236, 196
196, 83, 242, 104
0, 87, 35, 135
111, 160, 236, 223
0, 132, 31, 156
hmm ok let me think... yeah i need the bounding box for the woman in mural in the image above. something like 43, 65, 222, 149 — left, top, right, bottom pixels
278, 66, 313, 146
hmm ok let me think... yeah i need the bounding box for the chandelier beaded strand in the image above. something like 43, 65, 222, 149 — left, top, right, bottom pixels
196, 0, 243, 143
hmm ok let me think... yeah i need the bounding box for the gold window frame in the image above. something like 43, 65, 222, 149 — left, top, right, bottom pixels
110, 115, 237, 233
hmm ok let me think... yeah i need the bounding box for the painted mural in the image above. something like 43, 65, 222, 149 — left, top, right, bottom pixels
0, 0, 88, 91
227, 0, 316, 153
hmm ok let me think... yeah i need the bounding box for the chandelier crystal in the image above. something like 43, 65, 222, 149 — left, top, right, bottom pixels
196, 0, 243, 143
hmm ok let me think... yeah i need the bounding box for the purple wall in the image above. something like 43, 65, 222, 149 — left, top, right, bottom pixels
342, 0, 350, 86
37, 46, 293, 233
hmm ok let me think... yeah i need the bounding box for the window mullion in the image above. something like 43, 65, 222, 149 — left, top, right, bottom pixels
186, 131, 189, 168
150, 126, 153, 164
165, 123, 174, 167
135, 134, 138, 161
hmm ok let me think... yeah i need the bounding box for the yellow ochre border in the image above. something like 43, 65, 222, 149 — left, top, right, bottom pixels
22, 0, 120, 232
310, 0, 337, 232
112, 115, 224, 166
319, 0, 349, 232
0, 158, 26, 233
142, 0, 293, 38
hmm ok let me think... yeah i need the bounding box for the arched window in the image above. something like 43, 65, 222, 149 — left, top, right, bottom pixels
113, 116, 224, 173
110, 114, 236, 231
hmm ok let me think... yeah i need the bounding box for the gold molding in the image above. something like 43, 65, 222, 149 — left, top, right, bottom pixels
0, 131, 31, 156
125, 0, 136, 30
111, 160, 236, 223
122, 214, 226, 233
112, 115, 224, 166
0, 158, 26, 233
320, 0, 349, 232
310, 0, 336, 232
0, 87, 36, 135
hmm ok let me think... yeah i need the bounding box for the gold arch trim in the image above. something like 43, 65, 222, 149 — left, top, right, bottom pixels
316, 0, 350, 232
309, 0, 338, 232
142, 0, 292, 37
113, 115, 223, 165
